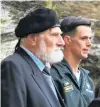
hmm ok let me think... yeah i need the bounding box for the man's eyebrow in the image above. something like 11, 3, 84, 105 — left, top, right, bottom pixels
50, 32, 62, 35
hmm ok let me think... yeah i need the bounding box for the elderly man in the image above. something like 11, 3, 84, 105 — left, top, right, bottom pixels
51, 16, 94, 107
1, 7, 66, 107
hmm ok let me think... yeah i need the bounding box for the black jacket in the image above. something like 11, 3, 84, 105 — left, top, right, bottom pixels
88, 80, 100, 107
95, 79, 100, 97
51, 59, 94, 107
88, 98, 100, 107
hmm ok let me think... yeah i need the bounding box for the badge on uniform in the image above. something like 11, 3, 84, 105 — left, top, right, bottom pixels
63, 82, 73, 93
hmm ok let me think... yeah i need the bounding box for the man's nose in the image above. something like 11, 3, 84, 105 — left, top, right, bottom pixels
87, 38, 92, 47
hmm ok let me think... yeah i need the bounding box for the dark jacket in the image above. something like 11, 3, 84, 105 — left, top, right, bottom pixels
95, 79, 100, 97
88, 98, 100, 107
51, 59, 94, 107
88, 80, 100, 107
1, 47, 66, 107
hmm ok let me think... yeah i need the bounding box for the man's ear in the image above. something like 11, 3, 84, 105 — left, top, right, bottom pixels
63, 36, 71, 45
27, 34, 36, 46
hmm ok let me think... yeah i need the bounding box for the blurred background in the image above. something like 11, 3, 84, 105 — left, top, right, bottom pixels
1, 0, 100, 85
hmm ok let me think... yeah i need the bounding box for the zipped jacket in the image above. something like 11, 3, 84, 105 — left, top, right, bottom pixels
51, 59, 94, 107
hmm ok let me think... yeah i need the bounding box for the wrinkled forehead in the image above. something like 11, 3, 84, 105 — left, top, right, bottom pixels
38, 26, 62, 37
49, 27, 62, 34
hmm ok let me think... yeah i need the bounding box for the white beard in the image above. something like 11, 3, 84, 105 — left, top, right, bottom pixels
36, 40, 64, 64
45, 49, 64, 64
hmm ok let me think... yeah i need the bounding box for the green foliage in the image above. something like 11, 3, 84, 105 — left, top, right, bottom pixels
42, 0, 59, 17
43, 0, 55, 10
1, 19, 8, 24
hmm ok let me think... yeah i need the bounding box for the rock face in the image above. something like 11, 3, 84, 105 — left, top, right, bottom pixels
1, 32, 18, 61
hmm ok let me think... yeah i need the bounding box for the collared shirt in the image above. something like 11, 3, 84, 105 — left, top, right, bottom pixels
21, 46, 45, 72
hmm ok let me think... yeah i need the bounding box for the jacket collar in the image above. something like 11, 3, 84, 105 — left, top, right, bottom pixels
15, 47, 40, 75
54, 58, 89, 78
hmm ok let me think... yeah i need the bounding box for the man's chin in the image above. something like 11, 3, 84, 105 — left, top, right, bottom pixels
81, 55, 88, 60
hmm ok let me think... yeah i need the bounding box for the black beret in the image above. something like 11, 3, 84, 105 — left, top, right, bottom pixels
61, 16, 91, 33
15, 7, 60, 38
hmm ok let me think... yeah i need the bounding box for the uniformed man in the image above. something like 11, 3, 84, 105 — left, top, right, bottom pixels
51, 16, 94, 107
